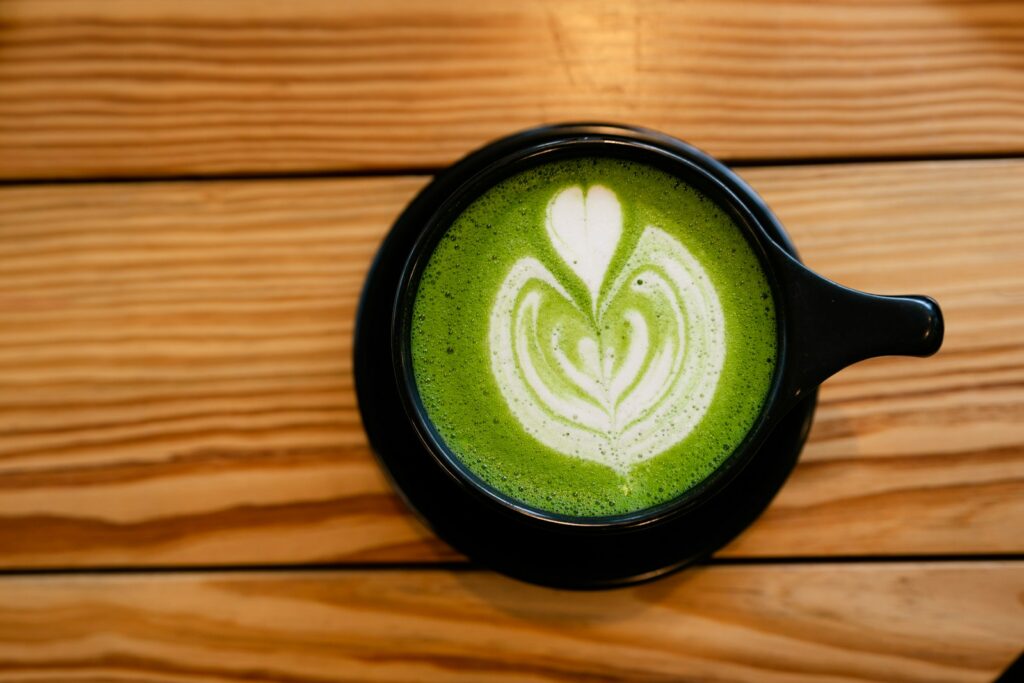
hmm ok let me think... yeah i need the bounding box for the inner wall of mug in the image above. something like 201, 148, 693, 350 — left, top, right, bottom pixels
395, 141, 786, 523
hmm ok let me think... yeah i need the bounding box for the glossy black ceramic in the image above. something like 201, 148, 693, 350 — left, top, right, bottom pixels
354, 124, 943, 588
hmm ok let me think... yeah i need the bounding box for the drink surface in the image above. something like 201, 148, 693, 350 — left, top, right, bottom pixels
410, 157, 777, 517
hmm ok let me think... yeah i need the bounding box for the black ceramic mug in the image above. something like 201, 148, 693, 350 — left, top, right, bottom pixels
355, 124, 943, 588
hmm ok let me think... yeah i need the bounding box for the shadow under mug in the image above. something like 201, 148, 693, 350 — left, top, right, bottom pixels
354, 123, 944, 588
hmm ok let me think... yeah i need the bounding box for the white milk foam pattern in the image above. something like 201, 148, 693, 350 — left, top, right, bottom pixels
489, 185, 726, 474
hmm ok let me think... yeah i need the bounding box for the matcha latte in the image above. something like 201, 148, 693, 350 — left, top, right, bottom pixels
410, 158, 776, 516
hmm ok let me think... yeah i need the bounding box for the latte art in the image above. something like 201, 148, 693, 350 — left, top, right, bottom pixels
489, 186, 725, 474
410, 157, 776, 516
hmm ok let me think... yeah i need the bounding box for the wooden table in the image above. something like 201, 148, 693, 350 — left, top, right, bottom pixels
1, 1, 1022, 680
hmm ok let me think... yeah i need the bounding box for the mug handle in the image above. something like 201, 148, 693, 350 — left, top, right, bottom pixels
768, 247, 944, 415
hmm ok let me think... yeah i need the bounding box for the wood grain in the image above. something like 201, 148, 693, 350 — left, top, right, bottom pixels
2, 0, 1024, 179
0, 563, 1020, 682
1, 160, 1022, 567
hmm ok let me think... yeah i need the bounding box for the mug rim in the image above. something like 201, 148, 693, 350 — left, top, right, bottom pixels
389, 127, 795, 529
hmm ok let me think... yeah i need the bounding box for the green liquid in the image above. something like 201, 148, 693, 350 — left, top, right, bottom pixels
411, 158, 776, 516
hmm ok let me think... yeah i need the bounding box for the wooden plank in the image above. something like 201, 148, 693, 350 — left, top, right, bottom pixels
0, 160, 1022, 567
2, 0, 1024, 179
0, 563, 1020, 682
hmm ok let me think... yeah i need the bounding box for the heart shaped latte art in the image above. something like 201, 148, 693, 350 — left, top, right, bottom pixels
488, 185, 726, 474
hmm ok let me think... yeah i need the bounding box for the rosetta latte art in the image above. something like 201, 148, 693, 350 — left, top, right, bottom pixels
489, 185, 726, 474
